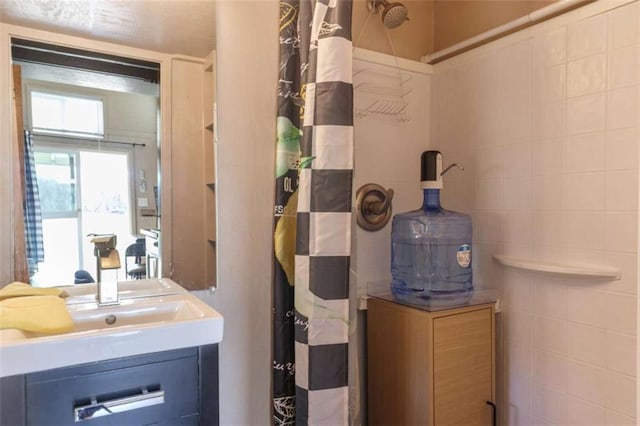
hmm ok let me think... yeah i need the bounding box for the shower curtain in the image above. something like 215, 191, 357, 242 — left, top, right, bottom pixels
23, 130, 44, 274
273, 0, 353, 424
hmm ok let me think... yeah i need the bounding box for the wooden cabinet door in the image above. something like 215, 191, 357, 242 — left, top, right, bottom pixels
367, 299, 432, 426
432, 308, 494, 425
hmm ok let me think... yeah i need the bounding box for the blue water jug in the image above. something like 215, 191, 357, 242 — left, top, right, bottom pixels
391, 151, 473, 305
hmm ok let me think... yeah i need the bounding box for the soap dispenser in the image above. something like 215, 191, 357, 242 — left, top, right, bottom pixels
390, 150, 472, 305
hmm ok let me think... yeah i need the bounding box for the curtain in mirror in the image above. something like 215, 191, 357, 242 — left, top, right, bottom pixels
23, 130, 45, 277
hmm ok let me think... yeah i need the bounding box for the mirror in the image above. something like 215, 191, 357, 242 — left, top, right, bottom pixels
11, 39, 162, 288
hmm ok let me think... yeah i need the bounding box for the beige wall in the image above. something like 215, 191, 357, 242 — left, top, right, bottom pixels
352, 0, 433, 61
433, 0, 557, 52
207, 1, 277, 423
354, 0, 560, 60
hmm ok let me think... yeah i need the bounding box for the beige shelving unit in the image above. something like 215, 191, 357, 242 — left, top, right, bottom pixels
203, 50, 217, 288
367, 297, 496, 425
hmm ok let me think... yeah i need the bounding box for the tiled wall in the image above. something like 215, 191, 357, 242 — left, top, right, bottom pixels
431, 1, 639, 424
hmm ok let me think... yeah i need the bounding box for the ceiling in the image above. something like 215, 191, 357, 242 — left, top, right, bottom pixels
0, 0, 217, 58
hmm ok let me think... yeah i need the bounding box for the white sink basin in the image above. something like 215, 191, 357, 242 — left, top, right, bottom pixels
59, 277, 187, 304
0, 279, 223, 378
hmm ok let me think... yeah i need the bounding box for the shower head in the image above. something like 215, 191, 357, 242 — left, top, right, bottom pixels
367, 0, 409, 29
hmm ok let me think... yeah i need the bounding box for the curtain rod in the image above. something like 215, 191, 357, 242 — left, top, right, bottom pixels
31, 132, 147, 148
422, 0, 592, 64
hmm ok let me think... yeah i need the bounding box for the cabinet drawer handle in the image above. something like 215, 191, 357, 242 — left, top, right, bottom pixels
74, 387, 165, 422
486, 400, 497, 426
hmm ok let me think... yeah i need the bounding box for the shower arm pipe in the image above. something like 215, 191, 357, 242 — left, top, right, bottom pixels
421, 0, 592, 65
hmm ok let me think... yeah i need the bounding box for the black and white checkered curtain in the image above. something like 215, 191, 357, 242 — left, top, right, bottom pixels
273, 0, 353, 424
23, 130, 44, 273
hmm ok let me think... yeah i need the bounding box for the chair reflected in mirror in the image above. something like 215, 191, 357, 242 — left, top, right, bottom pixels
125, 239, 146, 280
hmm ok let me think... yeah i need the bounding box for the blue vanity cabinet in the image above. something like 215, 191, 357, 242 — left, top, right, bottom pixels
0, 345, 219, 426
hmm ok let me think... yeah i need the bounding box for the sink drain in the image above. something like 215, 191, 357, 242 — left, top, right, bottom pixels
105, 315, 117, 325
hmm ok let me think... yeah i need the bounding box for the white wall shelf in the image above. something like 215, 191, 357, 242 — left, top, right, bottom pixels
493, 255, 621, 280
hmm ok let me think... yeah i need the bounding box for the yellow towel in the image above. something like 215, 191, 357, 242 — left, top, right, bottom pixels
0, 282, 67, 301
0, 295, 74, 334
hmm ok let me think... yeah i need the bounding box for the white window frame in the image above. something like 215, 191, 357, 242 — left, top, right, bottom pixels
27, 86, 106, 139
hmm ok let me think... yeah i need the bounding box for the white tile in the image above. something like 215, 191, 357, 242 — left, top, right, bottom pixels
606, 128, 639, 171
475, 54, 501, 147
605, 252, 638, 295
472, 243, 503, 291
605, 371, 636, 418
534, 350, 568, 392
476, 144, 503, 180
567, 396, 607, 426
605, 211, 638, 253
502, 40, 531, 144
506, 340, 534, 378
532, 245, 567, 264
531, 416, 554, 426
608, 46, 639, 89
606, 409, 636, 425
505, 375, 533, 425
566, 210, 605, 250
501, 98, 531, 144
567, 92, 606, 135
607, 86, 639, 130
503, 210, 533, 248
477, 210, 503, 244
565, 172, 605, 210
534, 316, 568, 355
532, 138, 564, 176
566, 132, 605, 173
567, 360, 607, 404
477, 178, 503, 210
504, 270, 534, 314
605, 331, 636, 377
452, 172, 476, 214
567, 287, 608, 328
533, 100, 565, 141
534, 280, 568, 320
533, 175, 564, 211
605, 292, 637, 335
533, 383, 568, 424
567, 322, 606, 367
502, 242, 533, 259
533, 211, 566, 248
503, 142, 531, 178
606, 170, 639, 211
503, 177, 532, 211
567, 54, 606, 98
533, 63, 566, 103
505, 311, 533, 348
608, 1, 639, 50
533, 27, 567, 65
505, 372, 532, 421
568, 14, 607, 60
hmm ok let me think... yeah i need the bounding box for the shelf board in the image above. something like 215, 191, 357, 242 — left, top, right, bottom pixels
493, 255, 620, 280
203, 51, 214, 72
208, 239, 216, 245
206, 182, 215, 188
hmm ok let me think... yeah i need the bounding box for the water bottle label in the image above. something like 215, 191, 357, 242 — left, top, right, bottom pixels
457, 244, 471, 268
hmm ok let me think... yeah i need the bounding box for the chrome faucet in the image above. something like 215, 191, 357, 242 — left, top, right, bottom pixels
90, 234, 121, 306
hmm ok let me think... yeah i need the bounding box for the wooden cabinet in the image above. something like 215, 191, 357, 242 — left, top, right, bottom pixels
367, 297, 495, 425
